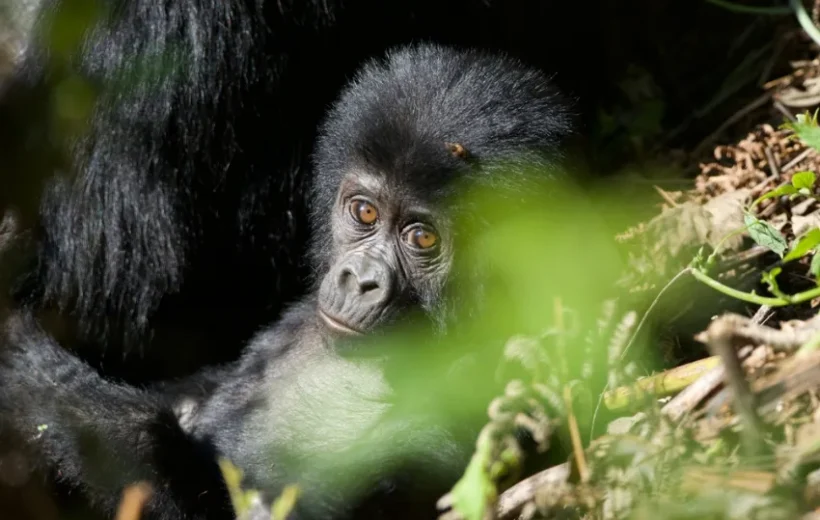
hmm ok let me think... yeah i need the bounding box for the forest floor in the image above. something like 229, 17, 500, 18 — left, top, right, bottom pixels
442, 13, 820, 520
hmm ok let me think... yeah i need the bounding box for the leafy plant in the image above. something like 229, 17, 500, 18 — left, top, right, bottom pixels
743, 213, 787, 258
782, 110, 820, 153
690, 114, 820, 306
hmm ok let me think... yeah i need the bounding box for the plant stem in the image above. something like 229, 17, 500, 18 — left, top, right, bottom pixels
792, 0, 820, 47
690, 266, 820, 306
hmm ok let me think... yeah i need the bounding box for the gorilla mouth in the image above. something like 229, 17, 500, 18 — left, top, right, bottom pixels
318, 309, 364, 336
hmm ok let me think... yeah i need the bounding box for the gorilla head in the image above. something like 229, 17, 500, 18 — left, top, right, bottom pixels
309, 43, 573, 339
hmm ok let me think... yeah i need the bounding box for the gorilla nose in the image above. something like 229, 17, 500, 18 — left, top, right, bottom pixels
338, 256, 390, 302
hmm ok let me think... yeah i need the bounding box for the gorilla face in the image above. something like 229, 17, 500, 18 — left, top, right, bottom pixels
316, 170, 453, 337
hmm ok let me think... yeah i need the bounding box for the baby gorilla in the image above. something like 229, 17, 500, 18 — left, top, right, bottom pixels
0, 43, 573, 520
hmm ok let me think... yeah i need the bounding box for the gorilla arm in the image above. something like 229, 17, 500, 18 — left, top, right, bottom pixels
0, 311, 232, 520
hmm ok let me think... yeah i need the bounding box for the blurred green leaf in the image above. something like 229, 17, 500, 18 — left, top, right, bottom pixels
39, 0, 105, 62
271, 485, 302, 520
811, 250, 820, 279
446, 437, 496, 520
792, 171, 817, 191
218, 458, 261, 518
53, 74, 96, 123
783, 110, 820, 152
751, 184, 797, 208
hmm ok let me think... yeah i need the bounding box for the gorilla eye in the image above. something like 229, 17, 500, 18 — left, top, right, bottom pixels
405, 226, 438, 250
350, 199, 379, 225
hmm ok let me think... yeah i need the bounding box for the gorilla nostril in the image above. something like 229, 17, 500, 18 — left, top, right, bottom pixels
338, 268, 356, 290
338, 266, 381, 295
359, 279, 380, 294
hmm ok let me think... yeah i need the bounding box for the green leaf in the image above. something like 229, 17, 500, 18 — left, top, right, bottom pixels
446, 440, 497, 520
812, 249, 820, 279
792, 171, 817, 190
751, 184, 798, 208
784, 111, 820, 152
784, 228, 820, 263
744, 213, 787, 257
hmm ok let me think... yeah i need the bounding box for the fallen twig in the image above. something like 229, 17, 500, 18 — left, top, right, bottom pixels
695, 312, 820, 352
564, 386, 588, 483
661, 363, 726, 422
495, 463, 570, 520
765, 146, 781, 178
755, 349, 820, 413
705, 315, 767, 451
662, 305, 773, 421
604, 356, 722, 411
781, 148, 813, 173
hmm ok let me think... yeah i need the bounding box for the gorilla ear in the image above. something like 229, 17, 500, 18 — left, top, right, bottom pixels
445, 142, 470, 160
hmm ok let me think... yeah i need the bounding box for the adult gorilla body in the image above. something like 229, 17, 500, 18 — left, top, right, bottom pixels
0, 43, 573, 520
0, 0, 587, 385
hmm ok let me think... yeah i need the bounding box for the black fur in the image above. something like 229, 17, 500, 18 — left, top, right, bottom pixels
0, 44, 573, 520
1, 0, 316, 380
0, 0, 589, 386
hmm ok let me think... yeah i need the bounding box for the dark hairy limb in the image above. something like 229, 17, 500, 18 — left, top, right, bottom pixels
0, 312, 231, 520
